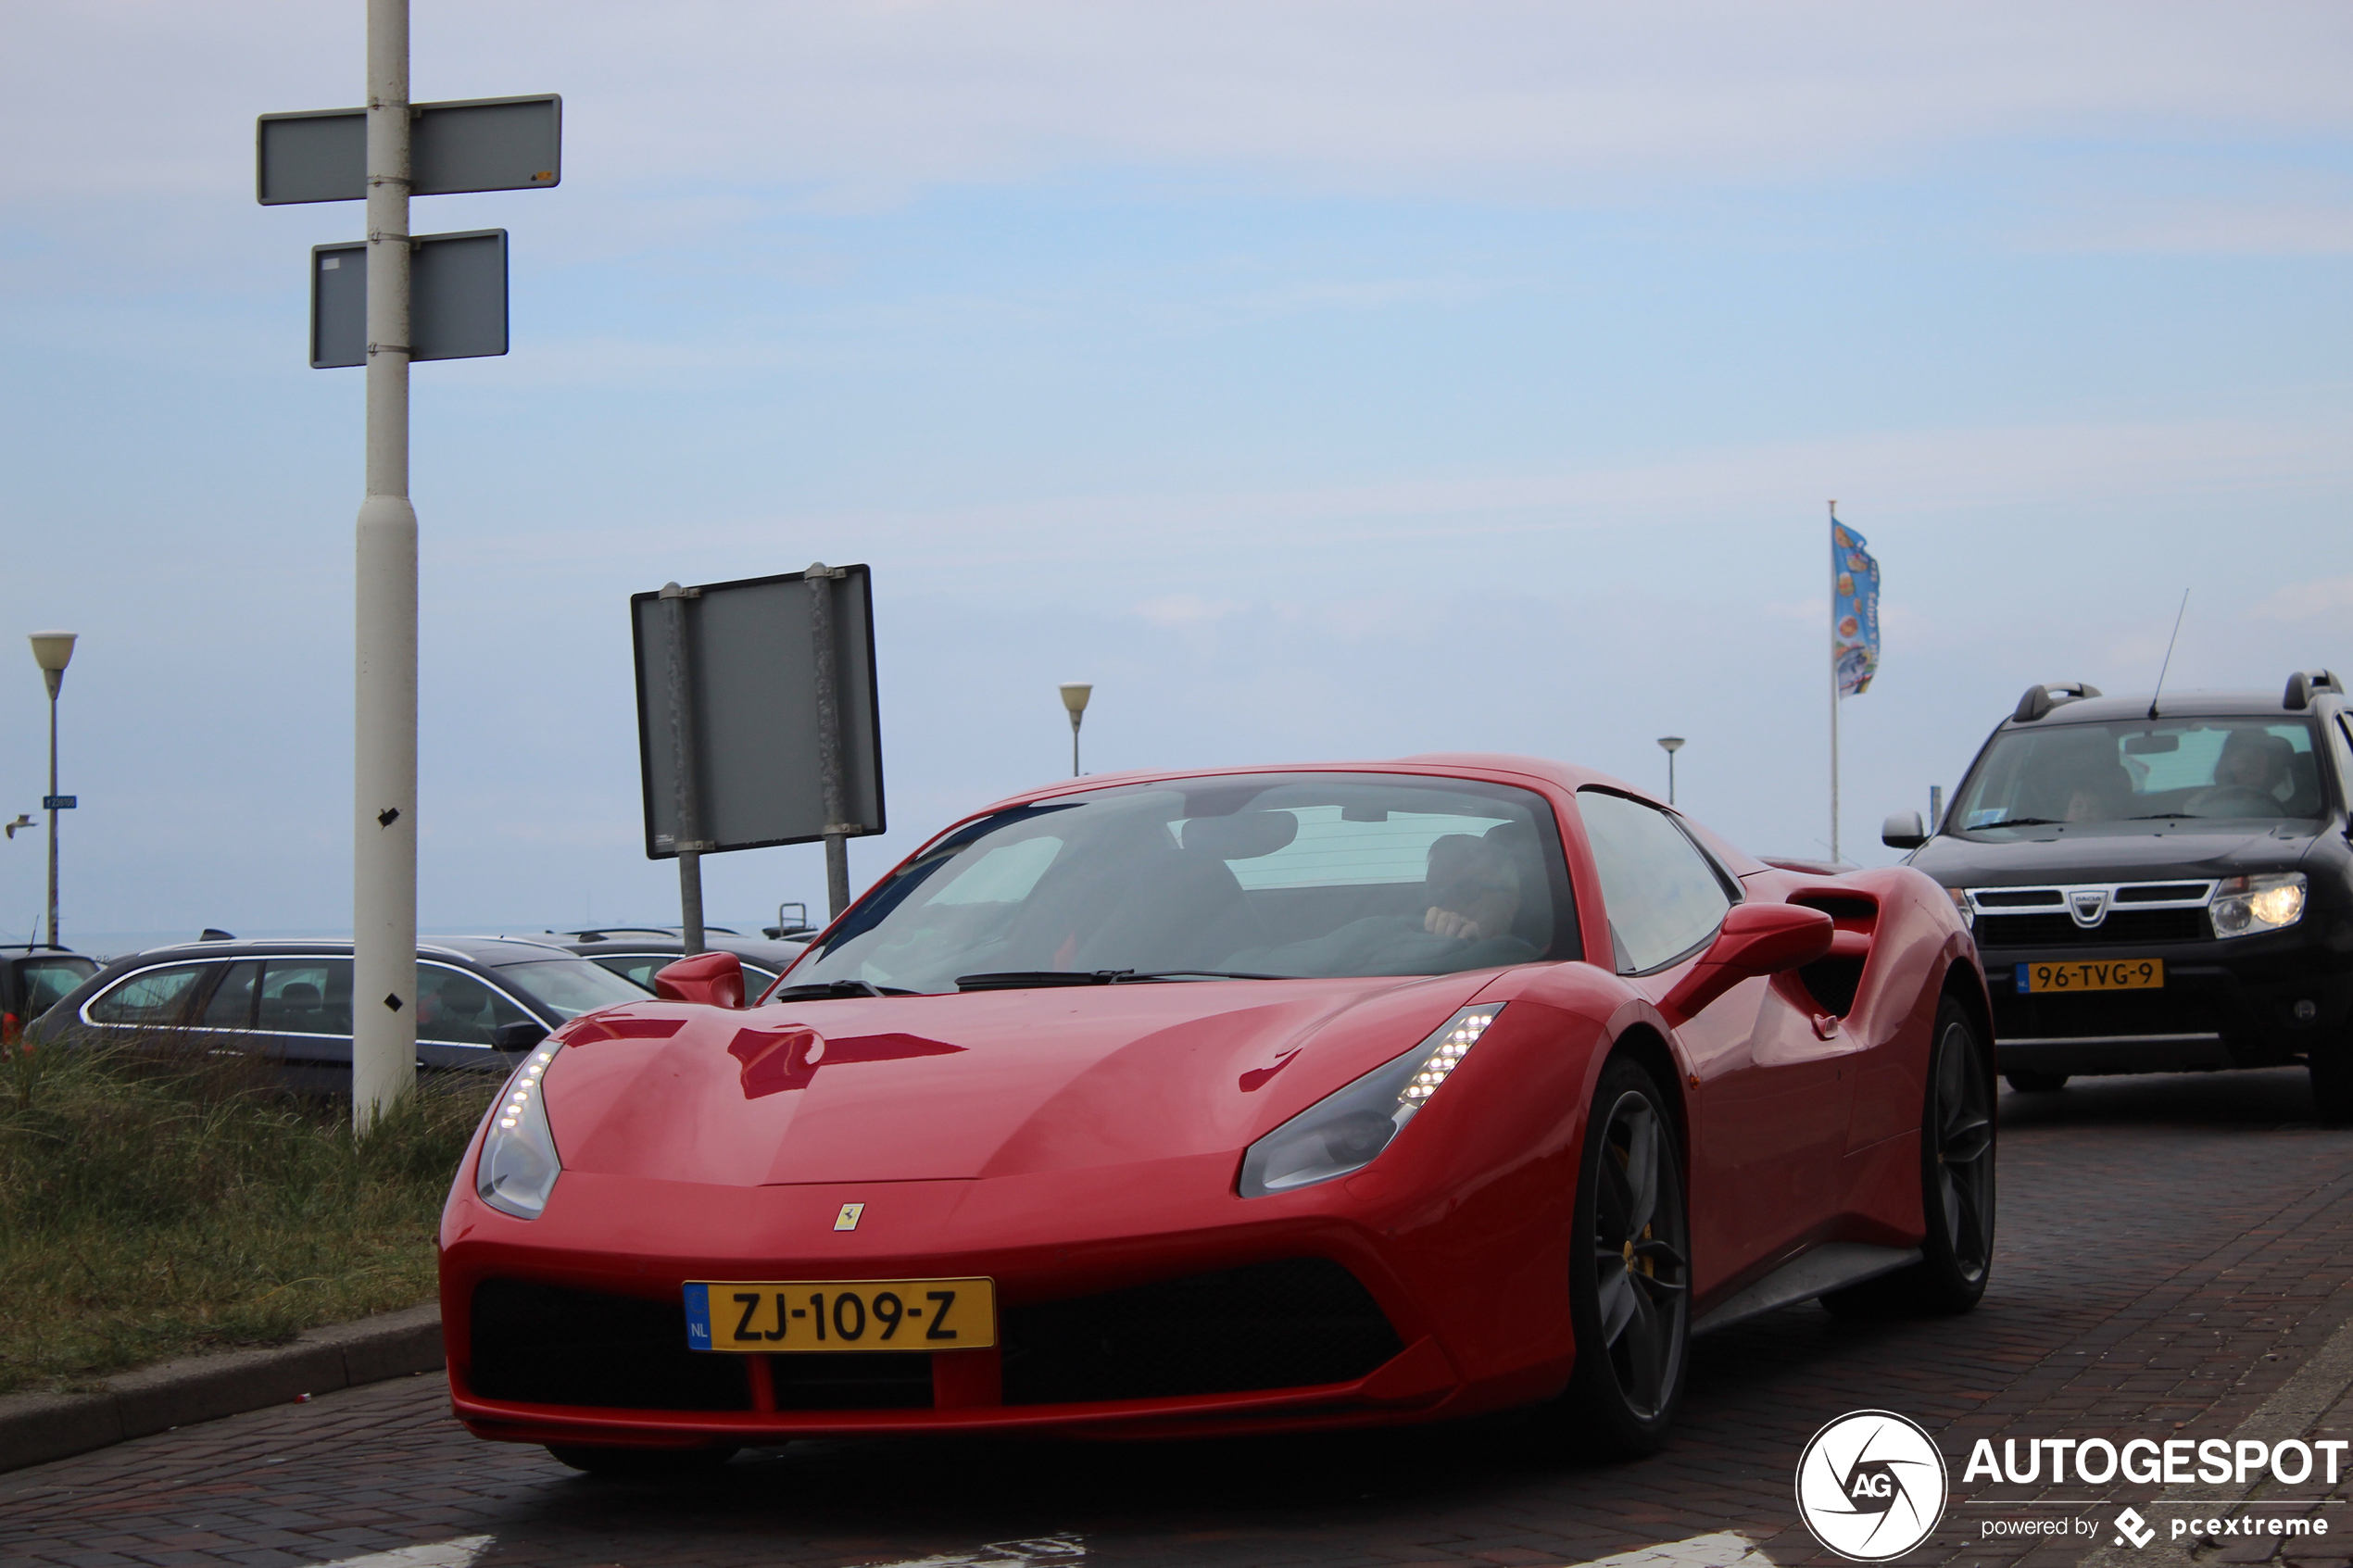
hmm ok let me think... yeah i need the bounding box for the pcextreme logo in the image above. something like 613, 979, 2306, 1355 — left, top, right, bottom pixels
1795, 1410, 1950, 1562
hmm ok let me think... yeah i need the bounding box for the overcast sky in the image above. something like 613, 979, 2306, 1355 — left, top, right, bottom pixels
2, 2, 2349, 951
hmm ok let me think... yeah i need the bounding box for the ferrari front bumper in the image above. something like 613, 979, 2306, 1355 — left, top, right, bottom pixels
440, 1153, 1573, 1446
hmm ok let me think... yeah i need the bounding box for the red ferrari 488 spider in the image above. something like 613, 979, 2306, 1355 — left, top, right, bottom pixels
440, 757, 1993, 1470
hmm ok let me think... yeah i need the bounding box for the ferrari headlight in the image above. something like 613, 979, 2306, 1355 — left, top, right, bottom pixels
1239, 1006, 1501, 1198
2211, 872, 2306, 939
477, 1045, 562, 1220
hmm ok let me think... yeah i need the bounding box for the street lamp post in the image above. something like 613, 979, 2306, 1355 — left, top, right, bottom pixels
1656, 734, 1685, 807
1060, 684, 1092, 777
29, 633, 77, 950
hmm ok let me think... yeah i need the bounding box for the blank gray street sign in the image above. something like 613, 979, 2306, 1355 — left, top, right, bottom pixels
310, 230, 508, 369
258, 94, 560, 205
632, 567, 886, 858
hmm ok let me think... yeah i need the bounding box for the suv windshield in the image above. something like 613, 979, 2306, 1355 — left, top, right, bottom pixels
790, 772, 1579, 994
1953, 718, 2325, 835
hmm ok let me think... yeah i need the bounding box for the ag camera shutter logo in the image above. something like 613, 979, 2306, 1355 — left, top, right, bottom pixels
1796, 1410, 1949, 1561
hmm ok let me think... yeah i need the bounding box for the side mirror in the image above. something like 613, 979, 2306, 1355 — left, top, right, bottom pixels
493, 1019, 550, 1052
1661, 903, 1834, 1022
653, 951, 747, 1010
1881, 810, 1928, 849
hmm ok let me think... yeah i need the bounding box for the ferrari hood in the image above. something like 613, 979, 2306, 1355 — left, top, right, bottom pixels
543, 974, 1492, 1187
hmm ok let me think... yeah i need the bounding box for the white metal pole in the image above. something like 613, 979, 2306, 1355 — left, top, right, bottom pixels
44, 684, 59, 949
352, 0, 418, 1131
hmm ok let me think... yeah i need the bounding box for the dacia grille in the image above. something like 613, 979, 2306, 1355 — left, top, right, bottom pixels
1976, 909, 2208, 947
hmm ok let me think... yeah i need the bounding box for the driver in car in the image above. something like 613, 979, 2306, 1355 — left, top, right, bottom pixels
2194, 729, 2292, 811
1240, 833, 1540, 977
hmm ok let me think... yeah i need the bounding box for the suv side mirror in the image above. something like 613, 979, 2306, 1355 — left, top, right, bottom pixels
493, 1019, 550, 1052
1881, 810, 1928, 849
653, 951, 747, 1010
1662, 903, 1834, 1022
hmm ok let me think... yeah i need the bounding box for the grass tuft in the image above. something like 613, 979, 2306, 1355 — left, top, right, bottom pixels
0, 1035, 492, 1395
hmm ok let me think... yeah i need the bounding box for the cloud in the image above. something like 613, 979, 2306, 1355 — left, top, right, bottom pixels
6, 2, 2352, 210
2255, 575, 2353, 621
1131, 594, 1247, 628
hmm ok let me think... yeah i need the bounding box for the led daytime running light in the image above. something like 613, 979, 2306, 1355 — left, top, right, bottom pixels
497, 1047, 557, 1129
1399, 1011, 1491, 1109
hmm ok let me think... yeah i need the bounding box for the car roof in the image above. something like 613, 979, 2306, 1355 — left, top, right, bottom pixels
933, 754, 1771, 880
560, 935, 807, 964
2009, 690, 2343, 727
987, 754, 1644, 810
93, 935, 580, 969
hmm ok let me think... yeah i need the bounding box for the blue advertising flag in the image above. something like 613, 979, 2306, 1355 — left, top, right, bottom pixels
1831, 522, 1881, 696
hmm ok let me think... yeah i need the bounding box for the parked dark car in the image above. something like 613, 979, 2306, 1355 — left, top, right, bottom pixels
28, 935, 649, 1089
546, 927, 809, 996
1886, 671, 2353, 1117
0, 946, 99, 1042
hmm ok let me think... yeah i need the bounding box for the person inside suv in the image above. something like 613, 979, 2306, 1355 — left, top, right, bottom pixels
2191, 728, 2296, 816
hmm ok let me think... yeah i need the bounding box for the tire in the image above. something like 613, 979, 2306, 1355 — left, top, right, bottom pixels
1825, 997, 1994, 1317
1557, 1053, 1691, 1458
545, 1444, 738, 1476
2004, 1071, 2068, 1094
2310, 1047, 2353, 1127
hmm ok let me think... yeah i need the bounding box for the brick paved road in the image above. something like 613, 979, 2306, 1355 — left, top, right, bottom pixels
7, 1068, 2353, 1568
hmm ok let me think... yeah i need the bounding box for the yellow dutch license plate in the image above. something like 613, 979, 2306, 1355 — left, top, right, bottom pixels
2016, 959, 2164, 994
684, 1277, 995, 1353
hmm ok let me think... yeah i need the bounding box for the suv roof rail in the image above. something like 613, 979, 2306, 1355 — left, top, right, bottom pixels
2013, 681, 2103, 722
2284, 670, 2344, 710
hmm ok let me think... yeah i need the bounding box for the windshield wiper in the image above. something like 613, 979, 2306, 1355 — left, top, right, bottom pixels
955, 969, 1291, 992
1970, 817, 2060, 830
766, 979, 917, 1001
956, 970, 1134, 991
2128, 812, 2197, 820
1119, 970, 1289, 982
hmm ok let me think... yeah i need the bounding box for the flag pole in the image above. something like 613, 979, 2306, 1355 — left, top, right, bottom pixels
1828, 498, 1840, 864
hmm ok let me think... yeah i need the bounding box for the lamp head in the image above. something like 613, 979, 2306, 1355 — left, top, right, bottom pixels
30, 633, 76, 675
1657, 735, 1686, 754
1060, 682, 1093, 719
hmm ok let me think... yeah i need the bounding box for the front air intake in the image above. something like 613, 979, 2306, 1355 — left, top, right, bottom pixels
468, 1279, 751, 1411
1000, 1257, 1403, 1406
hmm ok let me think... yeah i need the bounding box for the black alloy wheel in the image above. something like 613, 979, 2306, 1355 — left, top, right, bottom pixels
1828, 996, 1995, 1316
1560, 1054, 1691, 1457
2005, 1070, 2069, 1094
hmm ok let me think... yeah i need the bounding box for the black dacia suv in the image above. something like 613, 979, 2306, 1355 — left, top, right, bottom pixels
1884, 671, 2353, 1120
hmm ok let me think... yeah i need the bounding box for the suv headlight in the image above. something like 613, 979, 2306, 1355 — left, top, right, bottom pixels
1239, 1006, 1500, 1198
1946, 886, 1975, 931
477, 1044, 562, 1219
2211, 872, 2307, 939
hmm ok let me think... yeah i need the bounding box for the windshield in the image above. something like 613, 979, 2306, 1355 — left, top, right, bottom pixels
790, 772, 1579, 993
494, 957, 656, 1018
1952, 718, 2325, 835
